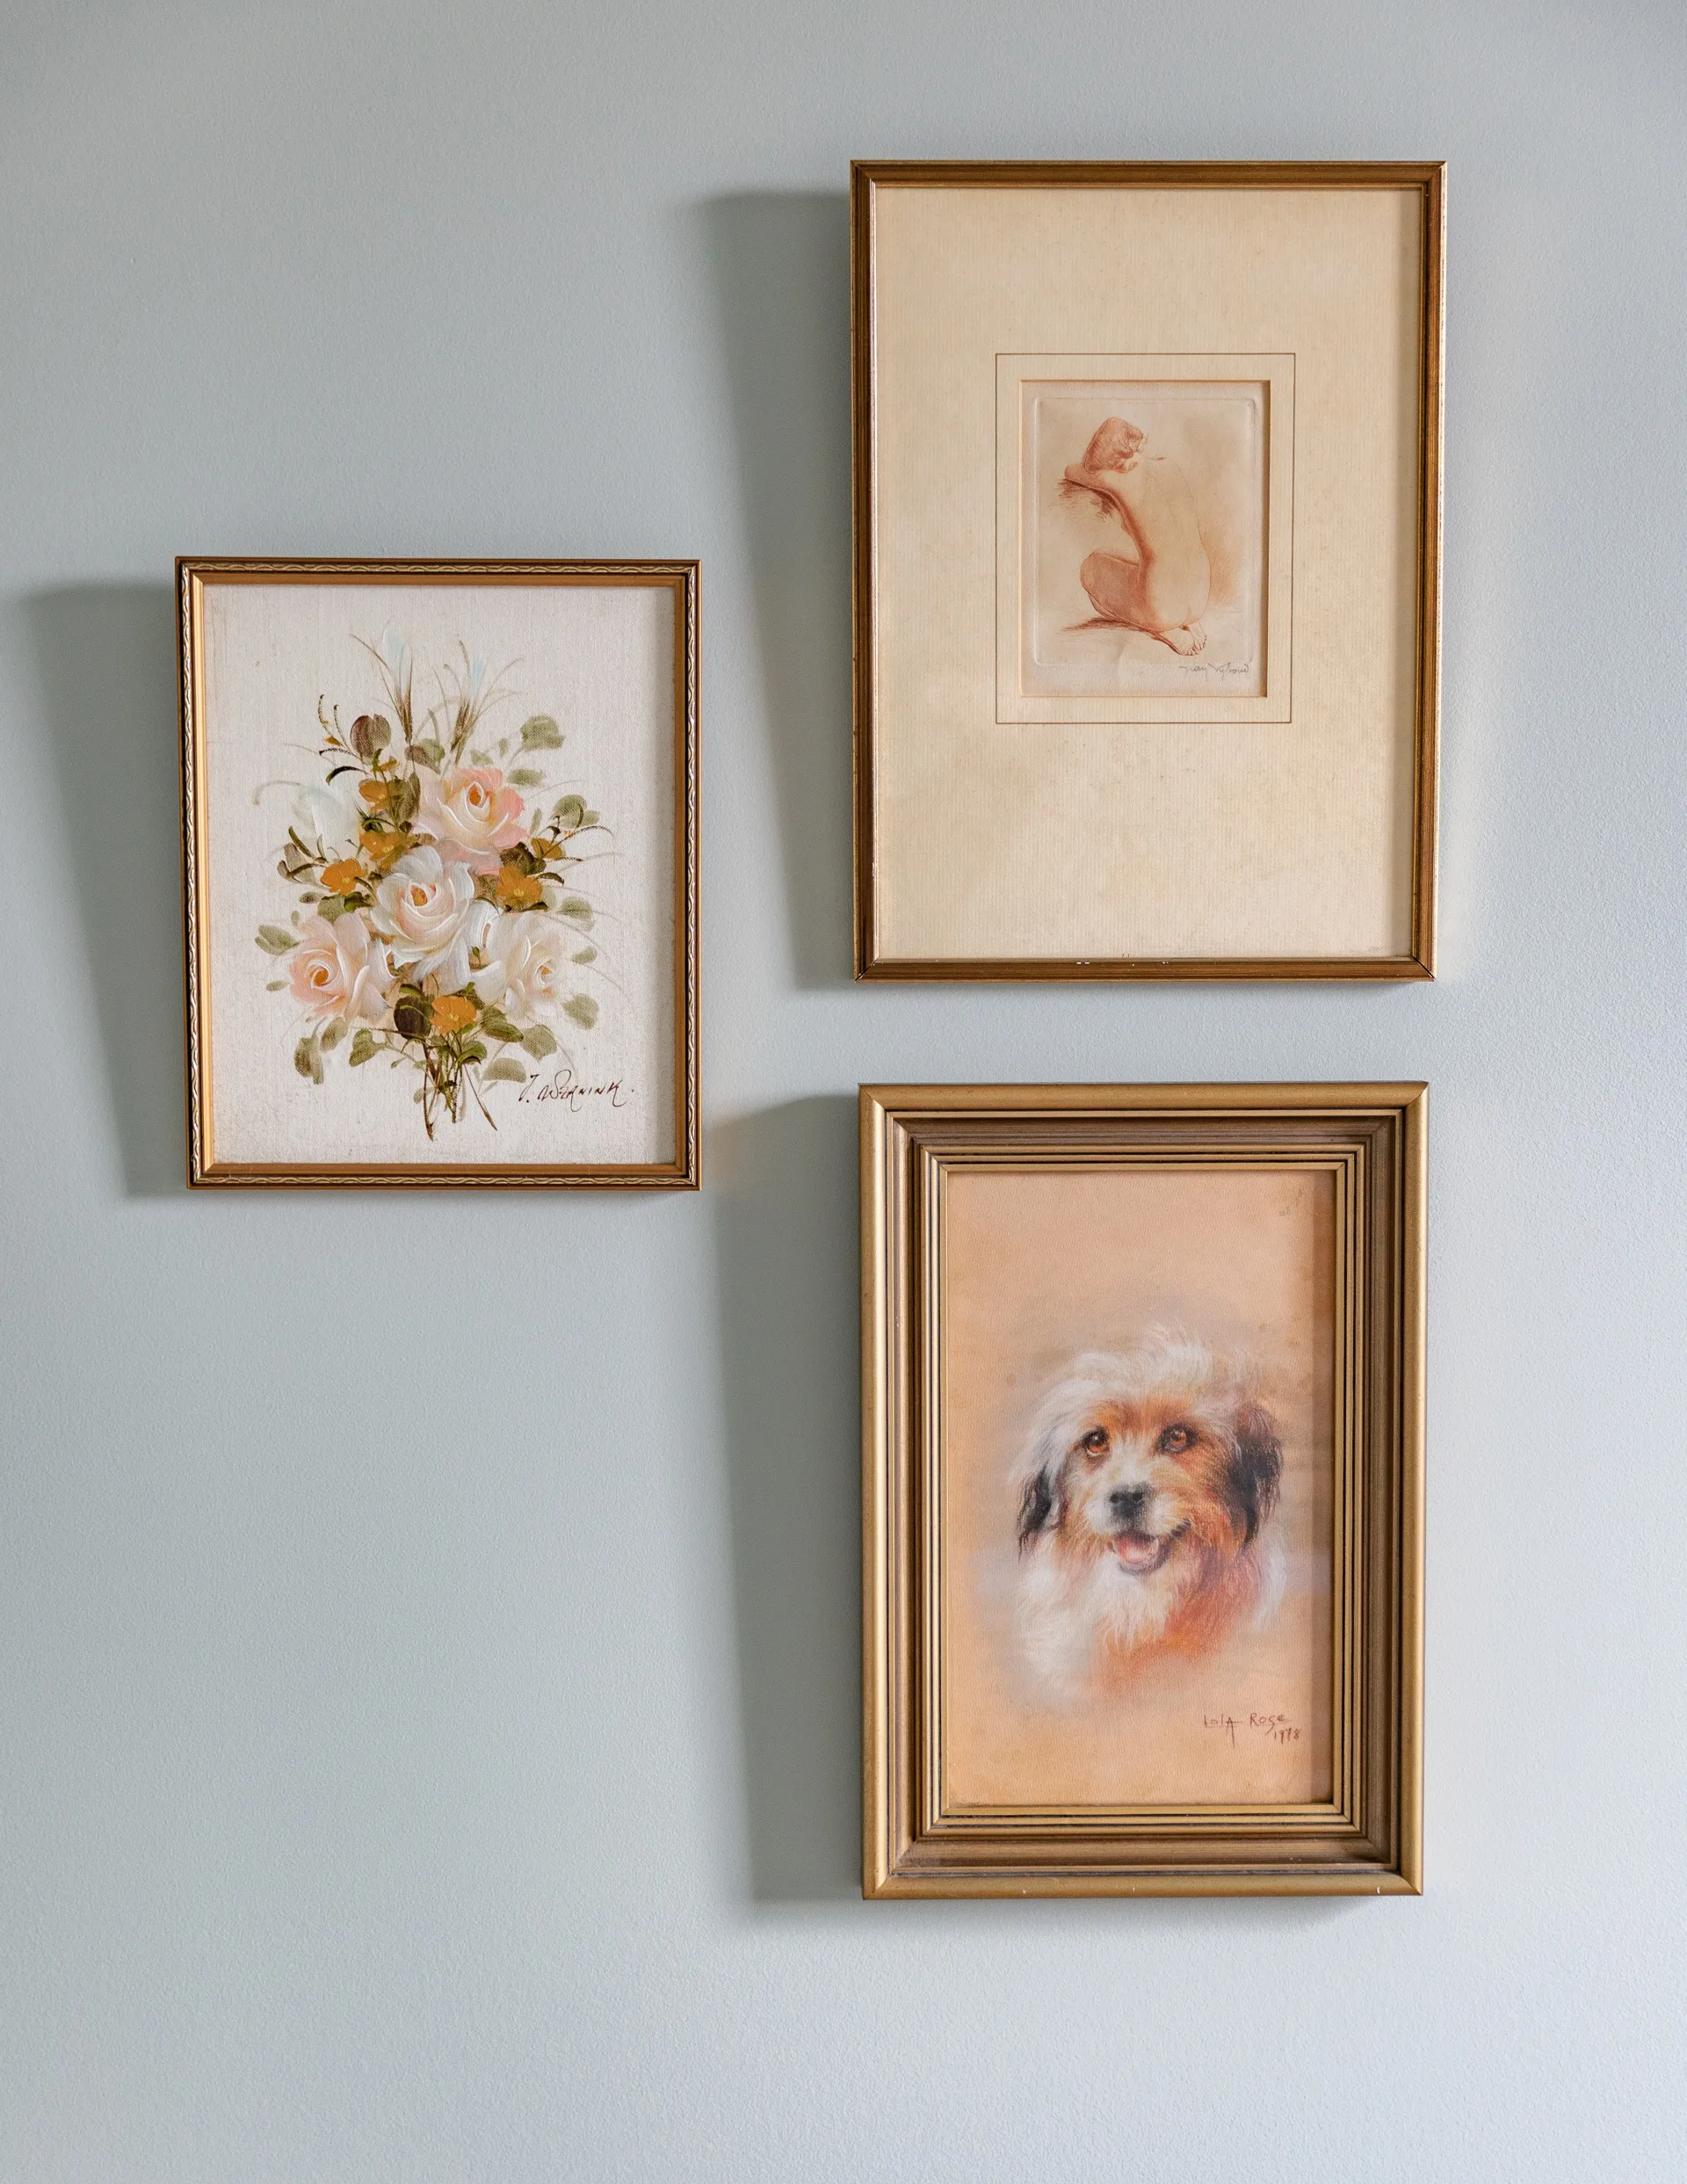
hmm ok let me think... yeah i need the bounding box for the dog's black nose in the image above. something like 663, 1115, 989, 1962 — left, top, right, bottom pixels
1110, 1484, 1150, 1525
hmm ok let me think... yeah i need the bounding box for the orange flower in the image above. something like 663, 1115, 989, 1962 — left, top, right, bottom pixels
358, 779, 390, 809
431, 994, 477, 1034
320, 858, 364, 895
494, 867, 544, 910
361, 828, 406, 870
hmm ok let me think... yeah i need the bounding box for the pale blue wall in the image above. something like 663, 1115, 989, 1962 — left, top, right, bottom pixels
3, 3, 1684, 2177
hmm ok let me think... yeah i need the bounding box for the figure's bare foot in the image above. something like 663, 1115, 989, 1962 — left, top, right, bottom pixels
1159, 621, 1206, 656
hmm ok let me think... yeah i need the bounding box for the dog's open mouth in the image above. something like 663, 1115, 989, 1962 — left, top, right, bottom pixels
1113, 1528, 1176, 1577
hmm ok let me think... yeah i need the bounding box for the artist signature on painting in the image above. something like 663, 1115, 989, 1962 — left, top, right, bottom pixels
1202, 1710, 1302, 1748
517, 1067, 631, 1113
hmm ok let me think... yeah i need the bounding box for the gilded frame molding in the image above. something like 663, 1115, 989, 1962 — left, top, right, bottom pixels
851, 161, 1445, 981
861, 1082, 1426, 1897
178, 556, 700, 1188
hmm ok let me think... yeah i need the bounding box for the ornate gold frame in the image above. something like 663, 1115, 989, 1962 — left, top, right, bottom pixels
178, 557, 699, 1187
861, 1083, 1426, 1896
851, 161, 1445, 981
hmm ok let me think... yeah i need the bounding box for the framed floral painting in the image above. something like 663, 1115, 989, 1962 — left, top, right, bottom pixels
178, 559, 698, 1186
861, 1082, 1425, 1896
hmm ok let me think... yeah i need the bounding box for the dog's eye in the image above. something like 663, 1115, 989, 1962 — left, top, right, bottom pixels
1157, 1424, 1193, 1454
1079, 1427, 1109, 1457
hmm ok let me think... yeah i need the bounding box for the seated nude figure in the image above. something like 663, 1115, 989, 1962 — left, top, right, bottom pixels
1061, 417, 1210, 656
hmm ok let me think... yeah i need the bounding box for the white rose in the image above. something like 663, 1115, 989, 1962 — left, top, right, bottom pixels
370, 846, 496, 993
287, 911, 390, 1023
476, 913, 574, 1019
292, 779, 365, 860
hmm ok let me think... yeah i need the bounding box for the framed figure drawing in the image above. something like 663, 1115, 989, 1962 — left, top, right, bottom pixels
851, 162, 1444, 978
861, 1083, 1425, 1896
179, 559, 699, 1186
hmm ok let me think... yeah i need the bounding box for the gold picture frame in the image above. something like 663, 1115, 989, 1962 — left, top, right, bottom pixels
179, 558, 699, 1186
851, 162, 1444, 980
861, 1082, 1426, 1897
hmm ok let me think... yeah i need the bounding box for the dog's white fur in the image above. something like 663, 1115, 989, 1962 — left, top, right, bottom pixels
1012, 1333, 1284, 1700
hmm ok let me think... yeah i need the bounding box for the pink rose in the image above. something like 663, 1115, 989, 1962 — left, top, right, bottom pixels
287, 912, 390, 1023
416, 765, 526, 873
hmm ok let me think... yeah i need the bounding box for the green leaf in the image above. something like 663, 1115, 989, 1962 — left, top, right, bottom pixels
265, 979, 286, 991
411, 737, 445, 771
350, 713, 392, 758
563, 993, 598, 1030
257, 925, 298, 955
519, 715, 563, 751
318, 895, 351, 921
553, 794, 588, 830
559, 896, 593, 927
481, 1010, 522, 1043
522, 1022, 558, 1059
460, 1039, 488, 1064
467, 747, 491, 766
319, 1016, 347, 1050
293, 1035, 323, 1085
483, 1056, 527, 1085
571, 946, 597, 965
349, 1027, 377, 1066
390, 774, 420, 825
507, 767, 542, 788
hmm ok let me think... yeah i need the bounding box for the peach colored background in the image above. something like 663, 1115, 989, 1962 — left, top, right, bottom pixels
939, 1165, 1336, 1807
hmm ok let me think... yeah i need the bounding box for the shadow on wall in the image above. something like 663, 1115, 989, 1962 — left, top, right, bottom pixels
25, 586, 185, 1196
699, 193, 854, 989
713, 1096, 862, 1902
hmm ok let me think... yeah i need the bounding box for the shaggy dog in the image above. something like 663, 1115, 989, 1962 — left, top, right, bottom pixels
1013, 1334, 1283, 1697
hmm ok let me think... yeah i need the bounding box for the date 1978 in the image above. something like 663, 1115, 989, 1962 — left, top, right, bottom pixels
1202, 1710, 1302, 1748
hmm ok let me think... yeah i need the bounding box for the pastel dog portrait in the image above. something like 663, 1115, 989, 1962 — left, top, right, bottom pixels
1011, 1334, 1283, 1701
938, 1163, 1335, 1810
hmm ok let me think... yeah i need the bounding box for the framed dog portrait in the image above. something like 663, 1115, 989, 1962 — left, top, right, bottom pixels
179, 558, 699, 1186
861, 1082, 1425, 1897
851, 162, 1444, 979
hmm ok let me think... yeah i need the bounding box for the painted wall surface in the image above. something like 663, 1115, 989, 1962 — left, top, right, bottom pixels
2, 3, 1683, 2177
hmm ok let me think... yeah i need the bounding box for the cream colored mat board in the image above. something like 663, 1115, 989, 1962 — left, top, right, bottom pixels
865, 181, 1429, 965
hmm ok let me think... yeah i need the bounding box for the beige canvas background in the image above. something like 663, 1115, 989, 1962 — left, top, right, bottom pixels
1024, 381, 1268, 698
200, 580, 676, 1167
939, 1165, 1336, 1808
871, 184, 1425, 960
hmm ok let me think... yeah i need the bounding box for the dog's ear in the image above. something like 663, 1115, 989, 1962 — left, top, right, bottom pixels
1225, 1404, 1282, 1547
1017, 1462, 1061, 1548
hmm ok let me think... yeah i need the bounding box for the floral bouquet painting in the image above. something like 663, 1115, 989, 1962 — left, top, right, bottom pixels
184, 561, 696, 1187
256, 635, 609, 1138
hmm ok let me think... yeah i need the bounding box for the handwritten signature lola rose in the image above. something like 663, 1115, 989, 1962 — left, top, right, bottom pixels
1202, 1710, 1302, 1748
517, 1066, 631, 1113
